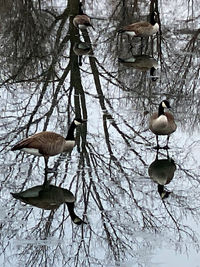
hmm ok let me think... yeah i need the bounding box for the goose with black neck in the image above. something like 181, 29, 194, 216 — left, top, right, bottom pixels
11, 118, 87, 171
149, 100, 177, 149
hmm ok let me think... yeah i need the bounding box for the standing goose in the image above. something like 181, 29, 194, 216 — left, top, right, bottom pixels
118, 11, 159, 37
11, 183, 86, 225
73, 3, 94, 30
118, 55, 158, 81
149, 100, 177, 149
11, 118, 86, 170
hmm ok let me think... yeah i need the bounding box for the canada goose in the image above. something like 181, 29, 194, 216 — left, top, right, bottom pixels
118, 55, 158, 81
73, 42, 92, 56
11, 183, 86, 225
149, 100, 177, 149
11, 118, 86, 170
73, 42, 92, 66
148, 152, 176, 199
118, 11, 159, 37
73, 3, 94, 30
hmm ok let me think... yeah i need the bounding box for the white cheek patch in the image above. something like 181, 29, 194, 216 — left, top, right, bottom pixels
153, 23, 159, 33
74, 120, 81, 126
162, 102, 167, 108
21, 148, 42, 156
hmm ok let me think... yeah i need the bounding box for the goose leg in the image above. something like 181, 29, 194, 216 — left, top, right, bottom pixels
154, 135, 160, 150
156, 147, 159, 160
163, 135, 170, 150
140, 37, 144, 54
78, 55, 82, 66
128, 36, 134, 51
44, 156, 57, 173
44, 156, 49, 172
166, 148, 169, 159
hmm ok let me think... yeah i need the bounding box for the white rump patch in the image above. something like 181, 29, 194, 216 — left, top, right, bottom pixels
21, 148, 42, 156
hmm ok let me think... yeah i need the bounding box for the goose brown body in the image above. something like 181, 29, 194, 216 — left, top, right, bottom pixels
11, 131, 75, 157
149, 112, 177, 135
11, 184, 86, 224
148, 153, 176, 199
148, 158, 176, 185
118, 55, 158, 71
11, 184, 75, 210
149, 100, 177, 148
11, 118, 86, 170
73, 14, 94, 29
121, 21, 159, 37
118, 11, 159, 37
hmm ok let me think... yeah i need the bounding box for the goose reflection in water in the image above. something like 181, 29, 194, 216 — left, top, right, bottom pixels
73, 42, 93, 66
118, 55, 158, 81
11, 181, 86, 225
148, 149, 176, 199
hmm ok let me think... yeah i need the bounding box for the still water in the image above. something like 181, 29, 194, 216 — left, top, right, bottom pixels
0, 0, 200, 266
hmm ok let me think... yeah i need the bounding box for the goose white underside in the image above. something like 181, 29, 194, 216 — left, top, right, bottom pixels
78, 25, 88, 30
64, 140, 76, 152
125, 31, 136, 37
21, 148, 42, 156
124, 57, 136, 63
152, 115, 168, 128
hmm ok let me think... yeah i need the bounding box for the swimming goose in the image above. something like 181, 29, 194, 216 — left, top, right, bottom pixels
73, 3, 94, 30
11, 183, 86, 225
118, 55, 158, 81
149, 100, 177, 149
118, 11, 159, 37
148, 152, 176, 199
11, 118, 86, 170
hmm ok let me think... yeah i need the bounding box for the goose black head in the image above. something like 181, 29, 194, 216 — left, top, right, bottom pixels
161, 100, 171, 109
150, 11, 158, 25
158, 185, 171, 199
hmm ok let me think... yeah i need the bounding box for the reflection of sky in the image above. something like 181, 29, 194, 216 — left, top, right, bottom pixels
0, 1, 200, 267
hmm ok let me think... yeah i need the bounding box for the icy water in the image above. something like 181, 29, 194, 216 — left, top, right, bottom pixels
0, 0, 200, 266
